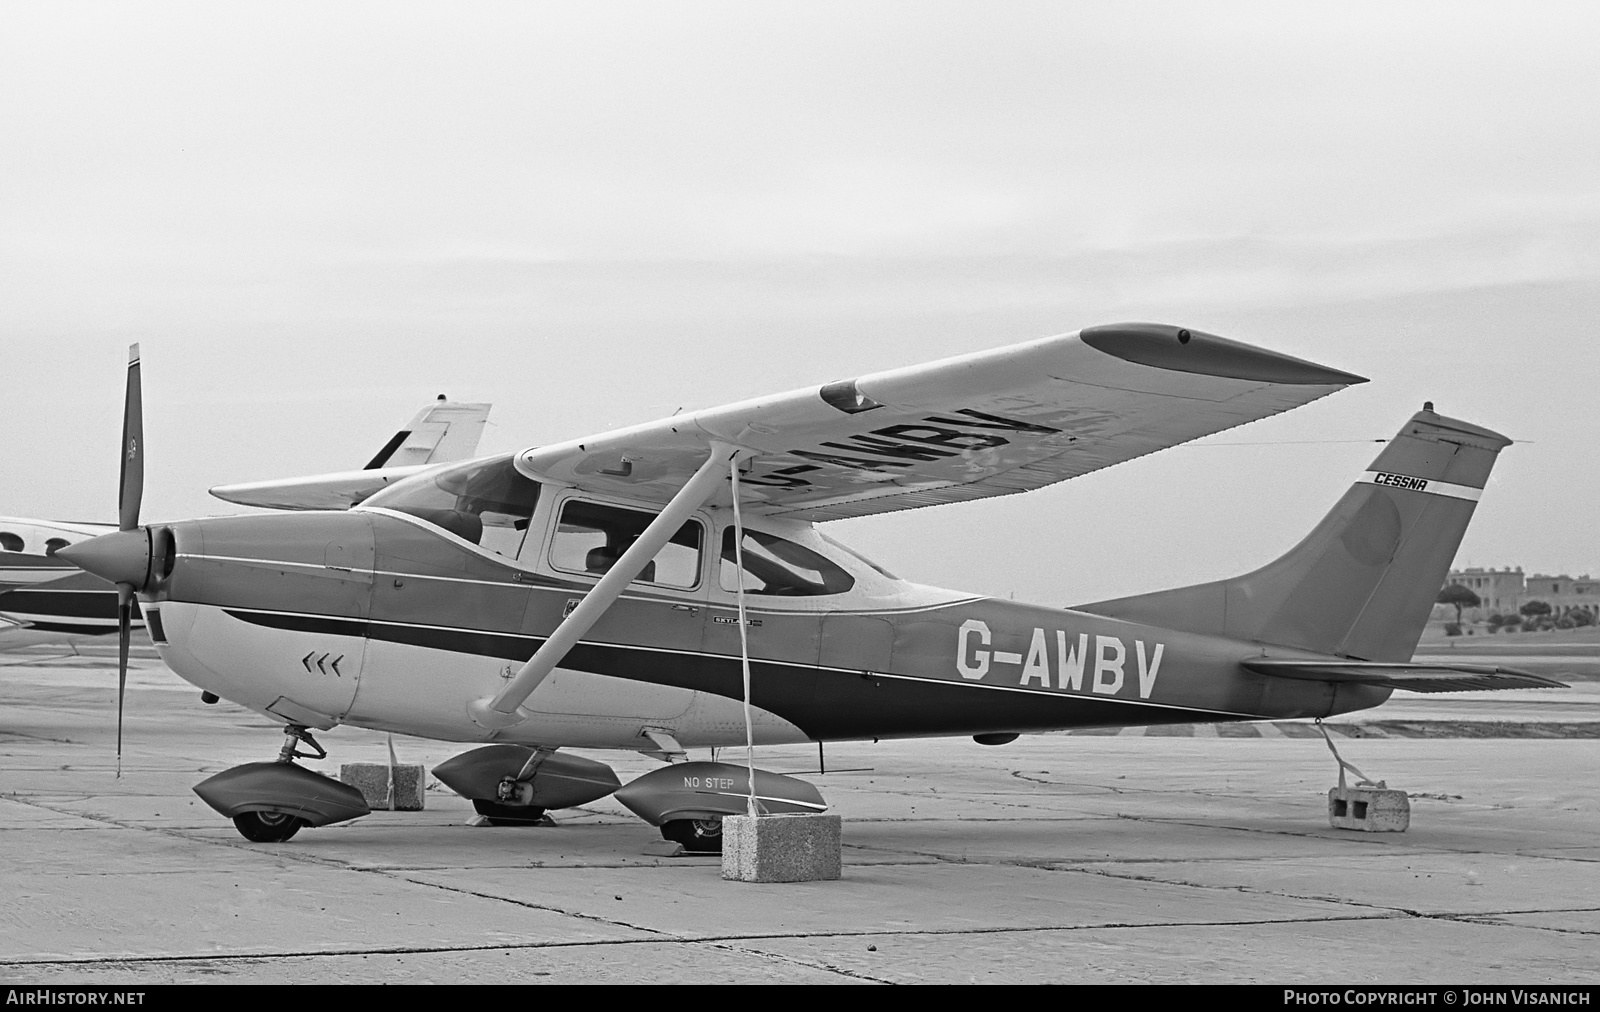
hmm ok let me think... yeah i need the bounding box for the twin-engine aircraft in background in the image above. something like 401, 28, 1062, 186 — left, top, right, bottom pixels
0, 397, 491, 639
60, 326, 1562, 850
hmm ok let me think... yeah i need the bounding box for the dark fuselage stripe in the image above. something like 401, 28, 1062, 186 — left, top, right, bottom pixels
220, 608, 1256, 738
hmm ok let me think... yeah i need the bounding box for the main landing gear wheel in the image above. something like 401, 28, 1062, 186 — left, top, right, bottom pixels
233, 810, 306, 843
661, 818, 723, 853
471, 799, 548, 826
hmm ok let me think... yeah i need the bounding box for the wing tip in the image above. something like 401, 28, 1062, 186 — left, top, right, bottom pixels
1080, 322, 1367, 387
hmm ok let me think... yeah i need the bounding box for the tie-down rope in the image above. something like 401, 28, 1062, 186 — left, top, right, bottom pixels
730, 460, 761, 818
1316, 719, 1386, 790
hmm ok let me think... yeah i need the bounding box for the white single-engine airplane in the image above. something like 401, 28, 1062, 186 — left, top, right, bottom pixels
61, 326, 1562, 849
0, 397, 490, 638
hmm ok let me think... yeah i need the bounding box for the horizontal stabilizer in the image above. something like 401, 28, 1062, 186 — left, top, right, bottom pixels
210, 464, 430, 511
1243, 659, 1567, 693
210, 399, 491, 511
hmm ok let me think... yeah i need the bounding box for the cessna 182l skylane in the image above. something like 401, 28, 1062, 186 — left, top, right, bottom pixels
61, 325, 1561, 849
0, 397, 491, 638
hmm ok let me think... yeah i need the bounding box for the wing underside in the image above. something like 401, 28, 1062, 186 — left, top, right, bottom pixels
516, 323, 1366, 521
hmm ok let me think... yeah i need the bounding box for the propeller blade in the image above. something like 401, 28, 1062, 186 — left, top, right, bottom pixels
119, 344, 144, 532
116, 582, 132, 778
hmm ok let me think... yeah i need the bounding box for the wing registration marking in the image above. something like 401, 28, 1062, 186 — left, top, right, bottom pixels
744, 407, 1064, 489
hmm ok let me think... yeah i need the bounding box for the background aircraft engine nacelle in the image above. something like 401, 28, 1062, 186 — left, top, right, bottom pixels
431, 745, 622, 811
192, 761, 371, 827
612, 761, 827, 825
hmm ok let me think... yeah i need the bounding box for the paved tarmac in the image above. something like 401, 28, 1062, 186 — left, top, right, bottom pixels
1, 638, 1596, 985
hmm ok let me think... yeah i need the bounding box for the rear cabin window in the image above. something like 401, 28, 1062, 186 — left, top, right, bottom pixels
719, 529, 856, 596
44, 538, 69, 556
549, 500, 703, 589
363, 454, 540, 559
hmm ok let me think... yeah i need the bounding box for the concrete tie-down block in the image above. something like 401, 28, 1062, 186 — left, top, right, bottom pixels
722, 813, 842, 882
1328, 784, 1409, 832
340, 762, 426, 811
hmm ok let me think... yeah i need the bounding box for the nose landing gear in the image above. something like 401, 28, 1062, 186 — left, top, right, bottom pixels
193, 725, 372, 842
278, 724, 327, 762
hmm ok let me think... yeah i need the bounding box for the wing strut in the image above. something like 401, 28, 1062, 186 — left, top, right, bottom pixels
468, 442, 748, 730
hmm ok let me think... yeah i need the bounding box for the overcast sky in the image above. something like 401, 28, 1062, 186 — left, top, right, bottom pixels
4, 2, 1598, 604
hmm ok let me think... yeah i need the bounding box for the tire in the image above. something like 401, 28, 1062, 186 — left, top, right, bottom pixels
233, 810, 305, 843
660, 818, 723, 853
471, 799, 548, 825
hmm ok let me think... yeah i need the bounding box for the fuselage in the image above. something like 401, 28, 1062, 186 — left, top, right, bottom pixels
135, 491, 1388, 751
0, 517, 125, 634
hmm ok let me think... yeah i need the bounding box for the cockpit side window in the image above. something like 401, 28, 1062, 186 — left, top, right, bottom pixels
549, 499, 703, 589
720, 529, 855, 596
0, 532, 23, 552
362, 454, 540, 558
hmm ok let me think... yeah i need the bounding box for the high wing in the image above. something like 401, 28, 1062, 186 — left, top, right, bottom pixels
211, 398, 492, 511
515, 323, 1365, 521
1243, 659, 1567, 693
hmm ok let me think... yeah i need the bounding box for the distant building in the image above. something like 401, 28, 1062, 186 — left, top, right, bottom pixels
1446, 566, 1524, 614
1437, 567, 1600, 623
1522, 573, 1600, 619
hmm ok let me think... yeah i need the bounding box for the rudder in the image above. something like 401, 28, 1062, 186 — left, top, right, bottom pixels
1080, 408, 1511, 662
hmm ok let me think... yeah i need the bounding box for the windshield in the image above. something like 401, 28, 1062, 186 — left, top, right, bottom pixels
817, 531, 899, 580
363, 454, 540, 557
720, 528, 855, 596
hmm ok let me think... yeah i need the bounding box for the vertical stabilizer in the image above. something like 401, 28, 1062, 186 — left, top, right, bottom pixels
1080, 409, 1511, 662
365, 398, 492, 469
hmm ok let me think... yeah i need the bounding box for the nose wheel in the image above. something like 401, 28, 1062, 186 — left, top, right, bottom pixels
192, 724, 372, 842
233, 810, 305, 843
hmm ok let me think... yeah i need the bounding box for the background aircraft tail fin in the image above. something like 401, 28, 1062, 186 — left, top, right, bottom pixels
364, 397, 492, 469
1079, 408, 1511, 662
